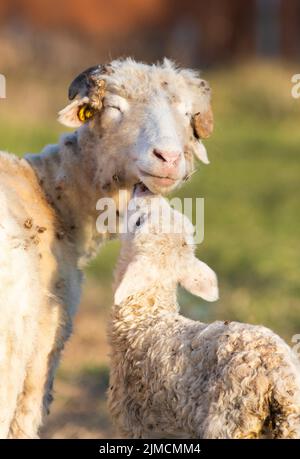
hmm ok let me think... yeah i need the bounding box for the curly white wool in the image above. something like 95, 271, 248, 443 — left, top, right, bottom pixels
109, 193, 300, 439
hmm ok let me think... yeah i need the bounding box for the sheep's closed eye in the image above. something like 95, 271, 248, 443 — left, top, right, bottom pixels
105, 105, 121, 112
102, 105, 123, 123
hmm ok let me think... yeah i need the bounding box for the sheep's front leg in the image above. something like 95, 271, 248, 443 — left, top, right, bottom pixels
8, 302, 71, 439
0, 341, 28, 439
0, 302, 37, 438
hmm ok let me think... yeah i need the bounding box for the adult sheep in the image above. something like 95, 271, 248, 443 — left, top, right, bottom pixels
0, 58, 213, 438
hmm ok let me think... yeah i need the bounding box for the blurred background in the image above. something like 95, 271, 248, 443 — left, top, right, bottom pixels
0, 0, 299, 438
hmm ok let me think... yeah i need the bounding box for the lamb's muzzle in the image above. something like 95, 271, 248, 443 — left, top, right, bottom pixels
133, 182, 151, 197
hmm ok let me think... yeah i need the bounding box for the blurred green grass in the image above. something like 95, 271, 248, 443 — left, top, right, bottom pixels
1, 60, 299, 341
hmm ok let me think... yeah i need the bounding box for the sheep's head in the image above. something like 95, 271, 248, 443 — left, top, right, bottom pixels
114, 184, 218, 305
58, 58, 213, 194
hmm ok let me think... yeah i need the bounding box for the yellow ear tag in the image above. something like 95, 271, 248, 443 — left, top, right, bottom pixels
78, 105, 95, 122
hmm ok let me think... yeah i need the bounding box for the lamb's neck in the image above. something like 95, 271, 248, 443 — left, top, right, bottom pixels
111, 284, 179, 339
25, 131, 132, 267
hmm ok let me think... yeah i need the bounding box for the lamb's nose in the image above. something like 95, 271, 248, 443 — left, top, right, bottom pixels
153, 149, 181, 165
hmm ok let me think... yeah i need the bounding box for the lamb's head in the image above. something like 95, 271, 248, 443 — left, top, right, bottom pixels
59, 58, 213, 195
114, 184, 218, 305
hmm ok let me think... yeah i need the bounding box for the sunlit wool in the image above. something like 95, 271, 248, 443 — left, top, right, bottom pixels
0, 58, 212, 438
109, 193, 300, 439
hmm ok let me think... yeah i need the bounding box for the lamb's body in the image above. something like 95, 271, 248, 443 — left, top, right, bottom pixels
0, 59, 212, 438
109, 301, 300, 438
108, 191, 300, 439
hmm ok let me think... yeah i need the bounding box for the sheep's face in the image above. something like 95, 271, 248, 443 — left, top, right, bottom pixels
114, 184, 219, 304
59, 59, 213, 195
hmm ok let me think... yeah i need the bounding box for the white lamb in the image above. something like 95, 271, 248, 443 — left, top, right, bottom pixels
108, 185, 300, 439
0, 58, 213, 438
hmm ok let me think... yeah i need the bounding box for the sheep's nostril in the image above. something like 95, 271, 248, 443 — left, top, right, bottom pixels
153, 149, 181, 165
153, 149, 167, 162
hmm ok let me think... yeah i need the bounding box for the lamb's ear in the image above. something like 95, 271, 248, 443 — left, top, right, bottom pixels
114, 262, 157, 306
179, 257, 219, 301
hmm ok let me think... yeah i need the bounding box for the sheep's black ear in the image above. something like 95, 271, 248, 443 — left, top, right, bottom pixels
68, 65, 105, 101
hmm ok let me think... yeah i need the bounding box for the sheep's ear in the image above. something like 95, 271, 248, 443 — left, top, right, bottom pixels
58, 65, 106, 127
114, 262, 157, 306
58, 98, 91, 127
179, 257, 219, 301
191, 78, 213, 145
192, 140, 210, 164
192, 106, 214, 140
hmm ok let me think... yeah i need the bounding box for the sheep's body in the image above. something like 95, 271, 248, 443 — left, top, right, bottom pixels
0, 59, 212, 438
0, 138, 127, 438
0, 150, 81, 438
109, 191, 300, 439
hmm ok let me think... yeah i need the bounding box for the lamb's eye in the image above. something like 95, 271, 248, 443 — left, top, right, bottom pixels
135, 217, 141, 227
78, 104, 95, 122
